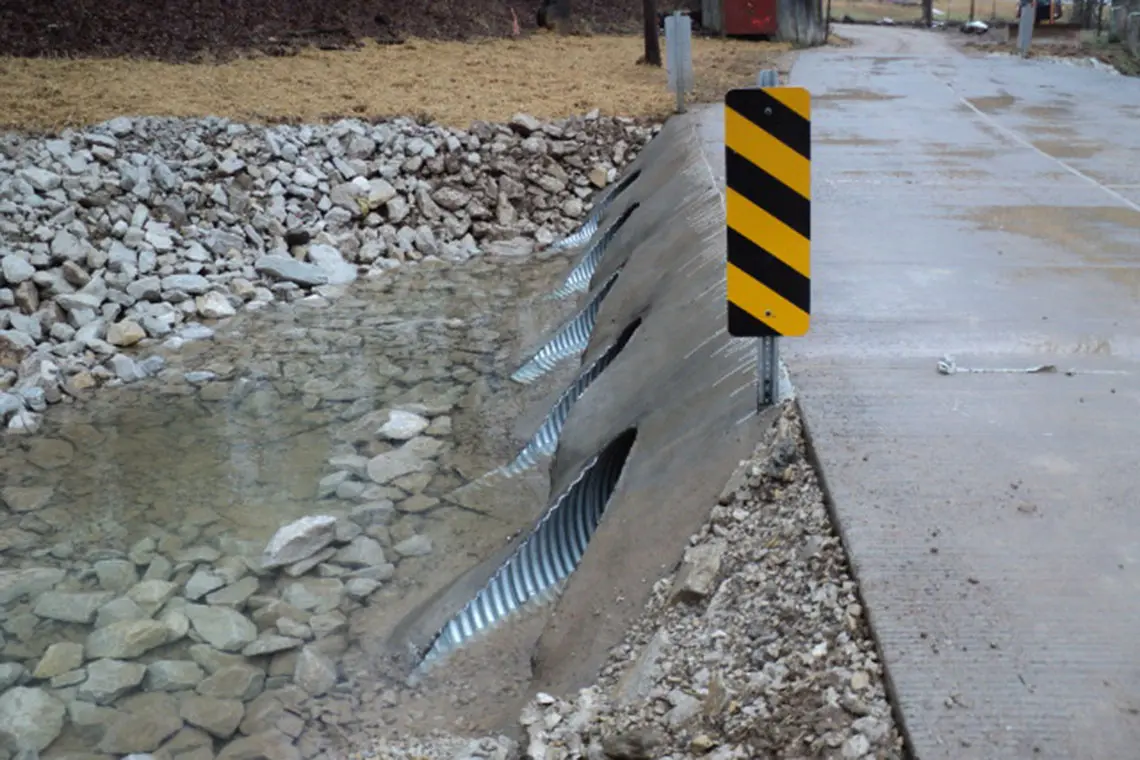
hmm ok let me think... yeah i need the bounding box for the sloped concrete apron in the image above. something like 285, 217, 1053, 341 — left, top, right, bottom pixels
385, 114, 772, 693
528, 114, 773, 695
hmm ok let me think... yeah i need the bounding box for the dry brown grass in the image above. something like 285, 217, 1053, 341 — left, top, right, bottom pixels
829, 0, 1020, 22
0, 33, 792, 133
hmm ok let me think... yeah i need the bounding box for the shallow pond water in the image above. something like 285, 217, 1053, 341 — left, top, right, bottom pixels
0, 254, 578, 759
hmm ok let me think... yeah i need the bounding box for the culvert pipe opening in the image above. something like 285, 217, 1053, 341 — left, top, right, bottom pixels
420, 428, 639, 666
551, 169, 643, 251
501, 317, 642, 476
511, 265, 625, 384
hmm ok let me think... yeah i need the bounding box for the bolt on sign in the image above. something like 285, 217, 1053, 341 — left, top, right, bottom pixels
724, 86, 811, 337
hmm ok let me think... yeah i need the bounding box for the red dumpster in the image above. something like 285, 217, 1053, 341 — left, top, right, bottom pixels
723, 0, 779, 35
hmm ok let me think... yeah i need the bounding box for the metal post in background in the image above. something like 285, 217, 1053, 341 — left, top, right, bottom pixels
665, 11, 694, 114
667, 11, 689, 113
1017, 0, 1036, 55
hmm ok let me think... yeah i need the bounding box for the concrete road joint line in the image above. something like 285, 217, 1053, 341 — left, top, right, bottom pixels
952, 87, 1140, 214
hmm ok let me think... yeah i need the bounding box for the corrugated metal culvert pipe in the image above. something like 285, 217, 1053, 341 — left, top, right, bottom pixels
552, 202, 639, 299
412, 166, 648, 670
549, 169, 642, 251
419, 428, 638, 666
500, 318, 642, 477
511, 268, 624, 384
509, 202, 638, 385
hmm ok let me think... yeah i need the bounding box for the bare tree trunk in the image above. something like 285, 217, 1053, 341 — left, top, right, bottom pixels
922, 0, 934, 25
538, 0, 573, 32
642, 0, 662, 66
778, 0, 827, 45
552, 0, 572, 33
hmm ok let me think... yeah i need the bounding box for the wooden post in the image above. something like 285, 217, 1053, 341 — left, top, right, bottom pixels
642, 0, 662, 65
551, 0, 571, 32
778, 0, 827, 44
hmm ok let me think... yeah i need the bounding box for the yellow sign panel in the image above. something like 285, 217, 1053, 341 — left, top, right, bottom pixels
724, 86, 811, 337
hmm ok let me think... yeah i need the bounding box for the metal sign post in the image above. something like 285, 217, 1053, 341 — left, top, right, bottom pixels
725, 69, 812, 411
755, 68, 781, 410
757, 331, 780, 408
665, 12, 694, 114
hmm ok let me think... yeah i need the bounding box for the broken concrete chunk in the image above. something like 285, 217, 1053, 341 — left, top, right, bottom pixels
669, 539, 728, 605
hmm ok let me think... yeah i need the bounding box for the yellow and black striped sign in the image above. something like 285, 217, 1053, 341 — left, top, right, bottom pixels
725, 86, 811, 337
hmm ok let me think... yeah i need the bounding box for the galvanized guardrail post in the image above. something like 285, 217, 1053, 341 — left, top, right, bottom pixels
1017, 0, 1036, 56
665, 11, 694, 114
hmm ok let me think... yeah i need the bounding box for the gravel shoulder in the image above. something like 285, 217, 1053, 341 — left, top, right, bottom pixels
947, 28, 1140, 76
371, 404, 906, 760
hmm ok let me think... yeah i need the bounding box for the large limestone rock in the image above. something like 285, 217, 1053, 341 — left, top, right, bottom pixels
0, 687, 66, 751
85, 619, 171, 659
260, 515, 337, 570
184, 604, 258, 652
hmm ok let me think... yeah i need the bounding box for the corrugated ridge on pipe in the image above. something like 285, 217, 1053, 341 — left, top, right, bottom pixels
552, 203, 639, 300
500, 318, 642, 477
549, 169, 643, 251
511, 267, 623, 384
549, 214, 599, 252
419, 429, 638, 666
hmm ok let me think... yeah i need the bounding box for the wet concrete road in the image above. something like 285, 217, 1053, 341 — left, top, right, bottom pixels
780, 25, 1140, 760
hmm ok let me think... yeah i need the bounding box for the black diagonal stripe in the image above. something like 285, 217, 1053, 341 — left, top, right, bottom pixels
726, 89, 810, 160
726, 148, 811, 241
728, 302, 778, 338
726, 228, 811, 315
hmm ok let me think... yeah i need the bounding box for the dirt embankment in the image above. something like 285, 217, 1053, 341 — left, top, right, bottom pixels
0, 0, 698, 62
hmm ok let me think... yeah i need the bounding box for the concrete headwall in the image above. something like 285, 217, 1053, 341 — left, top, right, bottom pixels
384, 110, 771, 700
527, 113, 772, 694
